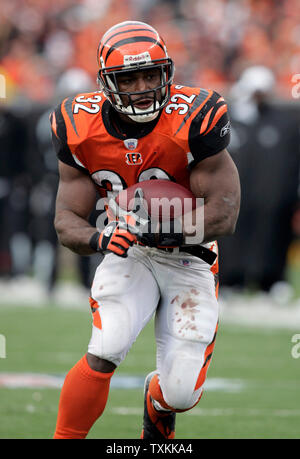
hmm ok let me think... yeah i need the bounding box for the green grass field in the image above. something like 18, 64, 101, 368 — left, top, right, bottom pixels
0, 303, 299, 439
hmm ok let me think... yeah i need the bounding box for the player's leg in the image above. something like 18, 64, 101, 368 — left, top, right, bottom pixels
155, 256, 219, 411
54, 251, 160, 439
142, 250, 219, 438
53, 354, 115, 439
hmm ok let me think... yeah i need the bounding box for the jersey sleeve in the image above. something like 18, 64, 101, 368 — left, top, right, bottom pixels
188, 91, 231, 168
49, 102, 89, 174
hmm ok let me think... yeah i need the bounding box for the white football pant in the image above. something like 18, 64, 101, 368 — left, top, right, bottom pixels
88, 244, 219, 411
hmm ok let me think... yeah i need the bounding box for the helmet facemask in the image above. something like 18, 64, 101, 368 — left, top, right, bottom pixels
98, 59, 174, 123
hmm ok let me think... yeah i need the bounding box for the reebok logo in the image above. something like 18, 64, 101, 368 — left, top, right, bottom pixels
220, 121, 230, 137
123, 52, 151, 66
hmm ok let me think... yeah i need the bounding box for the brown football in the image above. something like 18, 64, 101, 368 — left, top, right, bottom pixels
115, 179, 196, 220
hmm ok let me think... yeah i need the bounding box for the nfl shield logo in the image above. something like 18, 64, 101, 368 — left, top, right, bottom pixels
179, 259, 191, 266
124, 138, 138, 150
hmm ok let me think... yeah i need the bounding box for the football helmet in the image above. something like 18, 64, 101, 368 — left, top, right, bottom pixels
97, 21, 174, 123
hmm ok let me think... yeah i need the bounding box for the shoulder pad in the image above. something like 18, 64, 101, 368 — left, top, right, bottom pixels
56, 92, 105, 145
164, 85, 214, 138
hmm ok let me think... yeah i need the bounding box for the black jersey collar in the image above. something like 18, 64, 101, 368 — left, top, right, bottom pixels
101, 99, 162, 140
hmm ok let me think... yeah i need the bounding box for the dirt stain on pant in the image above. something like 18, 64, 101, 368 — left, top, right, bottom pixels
170, 289, 204, 341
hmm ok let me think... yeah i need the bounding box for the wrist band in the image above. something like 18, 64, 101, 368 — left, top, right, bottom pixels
89, 231, 101, 252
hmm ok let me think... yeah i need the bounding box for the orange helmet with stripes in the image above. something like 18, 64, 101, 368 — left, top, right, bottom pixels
97, 21, 174, 122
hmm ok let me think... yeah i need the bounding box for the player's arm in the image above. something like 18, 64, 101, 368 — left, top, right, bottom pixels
55, 160, 137, 257
54, 160, 98, 255
186, 148, 240, 243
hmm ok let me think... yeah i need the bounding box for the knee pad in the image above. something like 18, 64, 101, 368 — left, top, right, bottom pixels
158, 351, 204, 411
149, 372, 202, 413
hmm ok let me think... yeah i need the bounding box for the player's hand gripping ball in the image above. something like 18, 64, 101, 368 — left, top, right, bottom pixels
113, 180, 196, 249
91, 219, 137, 258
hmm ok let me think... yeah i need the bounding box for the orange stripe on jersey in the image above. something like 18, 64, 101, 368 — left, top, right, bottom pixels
203, 104, 227, 136
194, 323, 218, 391
61, 97, 79, 137
50, 111, 58, 137
211, 259, 219, 299
209, 241, 219, 298
199, 106, 213, 135
89, 297, 102, 330
174, 88, 213, 137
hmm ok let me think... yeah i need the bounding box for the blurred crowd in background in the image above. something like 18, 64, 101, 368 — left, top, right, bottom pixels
0, 0, 300, 298
1, 0, 299, 102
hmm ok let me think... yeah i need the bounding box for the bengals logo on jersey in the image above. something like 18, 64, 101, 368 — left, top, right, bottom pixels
125, 152, 143, 165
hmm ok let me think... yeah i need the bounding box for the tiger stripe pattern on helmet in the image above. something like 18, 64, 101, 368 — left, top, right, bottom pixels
97, 21, 167, 70
96, 21, 174, 122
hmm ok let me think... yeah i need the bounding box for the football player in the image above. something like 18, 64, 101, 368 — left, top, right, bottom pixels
50, 21, 240, 439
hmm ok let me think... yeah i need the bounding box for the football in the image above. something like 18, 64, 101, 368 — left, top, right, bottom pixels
115, 179, 196, 220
